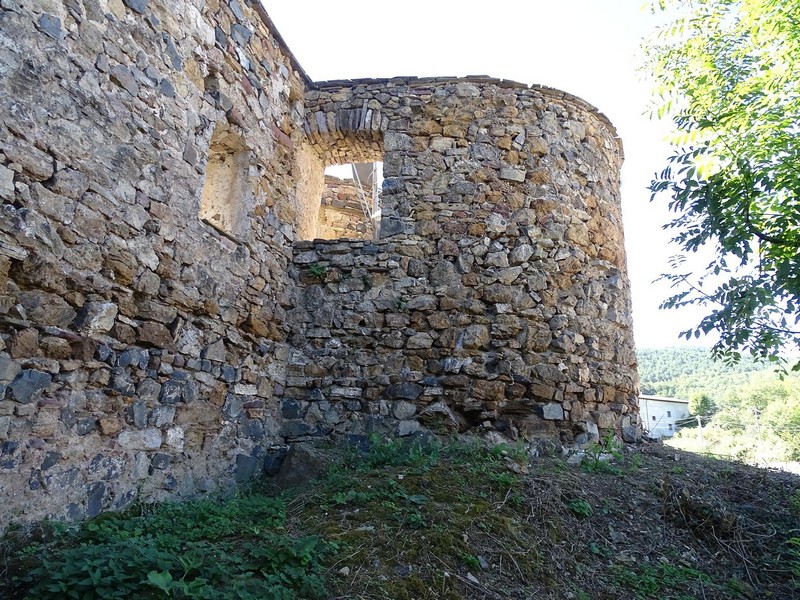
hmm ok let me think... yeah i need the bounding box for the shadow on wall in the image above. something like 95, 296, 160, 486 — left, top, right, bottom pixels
200, 125, 251, 242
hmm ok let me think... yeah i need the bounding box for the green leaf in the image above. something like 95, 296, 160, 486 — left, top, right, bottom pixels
147, 570, 173, 591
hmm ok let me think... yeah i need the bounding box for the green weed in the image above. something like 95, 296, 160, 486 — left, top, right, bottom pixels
613, 561, 712, 600
461, 553, 481, 570
627, 453, 643, 470
567, 498, 593, 518
308, 263, 327, 279
789, 489, 800, 514
788, 537, 800, 577
7, 492, 333, 599
581, 431, 623, 475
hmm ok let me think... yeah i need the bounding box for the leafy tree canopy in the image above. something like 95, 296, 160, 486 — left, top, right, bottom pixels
644, 0, 800, 366
689, 392, 716, 416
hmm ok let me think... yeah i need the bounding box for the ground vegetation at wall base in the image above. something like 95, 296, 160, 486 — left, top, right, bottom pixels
2, 439, 797, 599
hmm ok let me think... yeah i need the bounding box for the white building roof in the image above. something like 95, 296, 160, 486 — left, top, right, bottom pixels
639, 395, 689, 405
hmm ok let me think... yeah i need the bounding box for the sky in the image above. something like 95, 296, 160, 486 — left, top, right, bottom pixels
265, 0, 713, 349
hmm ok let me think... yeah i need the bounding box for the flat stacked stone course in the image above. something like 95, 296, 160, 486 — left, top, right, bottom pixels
0, 0, 639, 530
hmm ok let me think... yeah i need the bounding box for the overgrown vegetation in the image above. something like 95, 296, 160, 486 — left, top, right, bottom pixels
2, 438, 798, 599
1, 493, 333, 599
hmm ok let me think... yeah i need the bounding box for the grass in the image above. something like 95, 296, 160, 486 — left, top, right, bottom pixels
291, 437, 541, 599
1, 437, 799, 599
612, 561, 712, 600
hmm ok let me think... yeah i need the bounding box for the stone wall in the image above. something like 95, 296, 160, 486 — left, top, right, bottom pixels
0, 1, 639, 530
0, 0, 308, 527
289, 78, 638, 447
316, 175, 372, 240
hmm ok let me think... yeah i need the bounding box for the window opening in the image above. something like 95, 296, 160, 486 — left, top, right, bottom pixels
317, 162, 382, 240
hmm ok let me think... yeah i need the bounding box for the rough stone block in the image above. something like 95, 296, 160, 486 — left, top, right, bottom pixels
222, 395, 244, 421
593, 411, 617, 429
330, 386, 362, 399
407, 333, 433, 349
201, 339, 226, 362
537, 403, 565, 420
280, 420, 314, 438
76, 417, 96, 435
9, 329, 38, 360
117, 429, 162, 450
159, 380, 183, 405
0, 165, 14, 200
151, 453, 170, 470
397, 419, 422, 436
384, 383, 423, 401
165, 427, 183, 450
472, 380, 506, 402
98, 418, 122, 436
393, 400, 417, 420
149, 406, 175, 427
122, 0, 147, 13
137, 322, 173, 348
86, 482, 106, 518
110, 65, 139, 96
4, 141, 54, 181
0, 355, 21, 383
461, 325, 489, 350
499, 166, 526, 182
281, 399, 303, 419
9, 370, 52, 403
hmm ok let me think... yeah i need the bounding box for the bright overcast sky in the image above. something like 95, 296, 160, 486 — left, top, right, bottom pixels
265, 0, 713, 349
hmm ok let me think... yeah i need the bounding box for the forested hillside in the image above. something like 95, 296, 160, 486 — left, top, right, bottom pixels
638, 348, 800, 461
637, 347, 769, 400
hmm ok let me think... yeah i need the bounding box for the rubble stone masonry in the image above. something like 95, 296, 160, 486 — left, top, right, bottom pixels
0, 0, 639, 529
316, 175, 373, 240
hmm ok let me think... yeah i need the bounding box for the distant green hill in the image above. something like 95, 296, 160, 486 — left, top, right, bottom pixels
636, 347, 770, 402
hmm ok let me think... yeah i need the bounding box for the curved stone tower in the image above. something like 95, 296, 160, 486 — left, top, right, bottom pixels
0, 0, 638, 529
288, 78, 638, 445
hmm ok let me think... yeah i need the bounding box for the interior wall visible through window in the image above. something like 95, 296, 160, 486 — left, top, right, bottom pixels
316, 162, 383, 240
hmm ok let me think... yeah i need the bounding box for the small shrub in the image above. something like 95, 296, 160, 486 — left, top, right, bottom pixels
308, 263, 327, 279
581, 431, 623, 474
461, 553, 481, 570
613, 561, 712, 600
354, 434, 441, 472
566, 498, 593, 518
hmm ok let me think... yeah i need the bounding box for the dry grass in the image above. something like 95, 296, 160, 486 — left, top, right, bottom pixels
289, 438, 799, 599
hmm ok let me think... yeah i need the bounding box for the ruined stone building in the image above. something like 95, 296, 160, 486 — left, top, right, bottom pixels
0, 0, 639, 527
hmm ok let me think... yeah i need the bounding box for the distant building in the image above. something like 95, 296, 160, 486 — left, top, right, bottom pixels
639, 395, 691, 439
